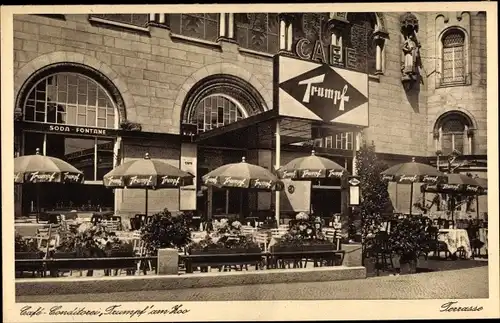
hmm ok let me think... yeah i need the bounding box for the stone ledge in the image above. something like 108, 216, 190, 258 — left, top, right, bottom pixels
16, 266, 366, 296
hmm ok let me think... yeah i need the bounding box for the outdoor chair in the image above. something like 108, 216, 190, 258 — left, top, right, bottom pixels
364, 231, 394, 276
466, 226, 485, 258
430, 228, 450, 259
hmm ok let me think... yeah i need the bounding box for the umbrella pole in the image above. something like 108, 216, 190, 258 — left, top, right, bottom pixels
476, 195, 480, 220
240, 190, 244, 221
409, 183, 413, 216
36, 183, 40, 218
145, 188, 148, 217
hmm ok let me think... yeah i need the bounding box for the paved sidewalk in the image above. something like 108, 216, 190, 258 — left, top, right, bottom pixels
17, 266, 489, 302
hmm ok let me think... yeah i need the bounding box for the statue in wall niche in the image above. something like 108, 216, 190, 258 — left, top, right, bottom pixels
401, 34, 421, 78
399, 12, 421, 91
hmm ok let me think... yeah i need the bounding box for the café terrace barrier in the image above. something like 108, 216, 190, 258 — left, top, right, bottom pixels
15, 249, 348, 277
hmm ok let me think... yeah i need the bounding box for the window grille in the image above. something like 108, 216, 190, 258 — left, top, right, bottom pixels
442, 30, 466, 84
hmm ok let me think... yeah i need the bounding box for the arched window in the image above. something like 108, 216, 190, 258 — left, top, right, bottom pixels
19, 72, 120, 214
194, 95, 247, 133
23, 73, 117, 129
170, 13, 220, 42
441, 29, 466, 84
343, 13, 377, 74
235, 13, 280, 54
435, 112, 472, 155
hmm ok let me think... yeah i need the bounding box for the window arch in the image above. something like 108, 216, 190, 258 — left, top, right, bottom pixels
194, 94, 248, 133
235, 13, 280, 54
181, 74, 267, 133
435, 112, 473, 155
441, 29, 466, 84
23, 72, 118, 129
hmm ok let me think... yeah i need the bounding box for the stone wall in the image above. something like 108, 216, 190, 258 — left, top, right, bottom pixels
13, 14, 273, 135
362, 12, 429, 157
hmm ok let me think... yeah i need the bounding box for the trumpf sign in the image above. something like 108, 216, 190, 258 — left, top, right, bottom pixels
274, 55, 368, 127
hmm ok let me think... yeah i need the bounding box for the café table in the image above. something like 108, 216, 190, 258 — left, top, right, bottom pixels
438, 229, 472, 259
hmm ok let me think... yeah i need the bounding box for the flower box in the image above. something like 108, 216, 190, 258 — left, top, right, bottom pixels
15, 251, 45, 276
270, 243, 335, 253
190, 247, 261, 255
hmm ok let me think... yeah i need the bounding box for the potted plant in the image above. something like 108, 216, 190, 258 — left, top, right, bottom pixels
120, 120, 142, 131
388, 215, 431, 275
141, 209, 192, 254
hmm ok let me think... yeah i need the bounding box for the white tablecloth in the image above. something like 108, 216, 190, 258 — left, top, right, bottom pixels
438, 229, 472, 259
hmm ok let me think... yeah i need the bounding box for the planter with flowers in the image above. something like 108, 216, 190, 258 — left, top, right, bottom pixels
15, 234, 45, 277
270, 212, 336, 253
49, 223, 136, 276
185, 219, 263, 273
187, 219, 261, 255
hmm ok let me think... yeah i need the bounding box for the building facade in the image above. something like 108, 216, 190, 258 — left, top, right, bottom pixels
12, 11, 488, 220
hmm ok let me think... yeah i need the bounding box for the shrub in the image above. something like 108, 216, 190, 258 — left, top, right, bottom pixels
387, 215, 431, 262
141, 209, 192, 254
355, 141, 392, 243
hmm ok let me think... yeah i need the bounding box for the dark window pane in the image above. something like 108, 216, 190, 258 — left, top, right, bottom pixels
96, 139, 114, 180
23, 132, 45, 155
50, 136, 96, 181
236, 13, 279, 54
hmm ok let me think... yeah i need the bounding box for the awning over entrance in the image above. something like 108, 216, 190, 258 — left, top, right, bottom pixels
191, 109, 365, 150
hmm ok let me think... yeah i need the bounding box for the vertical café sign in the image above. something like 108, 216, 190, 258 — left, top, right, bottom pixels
294, 38, 358, 70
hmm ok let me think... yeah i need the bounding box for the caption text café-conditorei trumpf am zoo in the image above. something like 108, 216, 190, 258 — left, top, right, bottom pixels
12, 12, 488, 223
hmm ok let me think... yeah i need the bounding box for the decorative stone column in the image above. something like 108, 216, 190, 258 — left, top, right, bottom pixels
148, 13, 170, 29
466, 127, 474, 155
373, 30, 389, 75
278, 13, 295, 55
217, 13, 236, 43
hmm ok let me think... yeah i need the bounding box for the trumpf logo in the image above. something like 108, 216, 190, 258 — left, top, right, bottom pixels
299, 74, 350, 111
106, 176, 123, 185
301, 169, 322, 178
29, 171, 57, 182
252, 179, 272, 189
129, 176, 153, 186
422, 175, 439, 183
223, 177, 247, 187
64, 172, 81, 182
328, 170, 344, 178
161, 176, 180, 186
399, 175, 418, 183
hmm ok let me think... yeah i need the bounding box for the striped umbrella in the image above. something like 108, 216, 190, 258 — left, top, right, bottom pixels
381, 157, 447, 215
277, 150, 349, 180
103, 153, 194, 216
14, 148, 84, 184
421, 173, 481, 221
14, 148, 84, 215
202, 157, 283, 191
